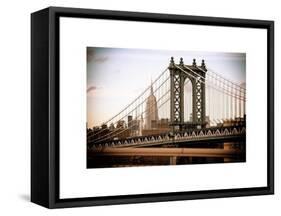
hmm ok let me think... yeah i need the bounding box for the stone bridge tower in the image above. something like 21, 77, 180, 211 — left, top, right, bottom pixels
169, 57, 207, 130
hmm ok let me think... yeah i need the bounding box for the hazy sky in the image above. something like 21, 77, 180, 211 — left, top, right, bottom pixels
87, 47, 246, 127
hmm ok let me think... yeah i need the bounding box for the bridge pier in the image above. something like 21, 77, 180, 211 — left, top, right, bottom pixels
170, 156, 177, 165
224, 142, 234, 162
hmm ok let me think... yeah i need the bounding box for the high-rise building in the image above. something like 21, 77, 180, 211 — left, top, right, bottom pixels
128, 115, 133, 128
145, 83, 159, 129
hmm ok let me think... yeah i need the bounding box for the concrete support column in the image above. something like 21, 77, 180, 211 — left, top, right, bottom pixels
223, 142, 234, 162
170, 156, 177, 165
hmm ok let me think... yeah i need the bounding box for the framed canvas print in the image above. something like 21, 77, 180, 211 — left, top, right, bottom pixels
31, 7, 274, 208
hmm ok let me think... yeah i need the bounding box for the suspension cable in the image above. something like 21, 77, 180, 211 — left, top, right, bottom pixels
88, 69, 170, 137
180, 65, 245, 101
89, 89, 171, 144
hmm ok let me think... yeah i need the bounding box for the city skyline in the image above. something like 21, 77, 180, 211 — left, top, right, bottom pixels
87, 47, 246, 128
87, 47, 246, 168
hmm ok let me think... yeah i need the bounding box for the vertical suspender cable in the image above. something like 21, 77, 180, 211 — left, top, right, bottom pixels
230, 83, 233, 120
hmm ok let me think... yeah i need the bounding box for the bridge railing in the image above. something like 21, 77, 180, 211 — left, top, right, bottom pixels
89, 123, 246, 149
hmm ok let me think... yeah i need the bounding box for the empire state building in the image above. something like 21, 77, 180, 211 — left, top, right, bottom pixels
145, 84, 159, 129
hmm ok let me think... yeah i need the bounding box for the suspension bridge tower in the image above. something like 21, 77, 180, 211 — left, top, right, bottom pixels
169, 57, 207, 130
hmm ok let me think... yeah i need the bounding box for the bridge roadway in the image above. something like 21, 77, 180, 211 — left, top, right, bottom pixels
90, 125, 246, 149
88, 147, 243, 158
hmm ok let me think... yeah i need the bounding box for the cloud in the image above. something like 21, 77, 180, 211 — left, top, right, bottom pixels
87, 48, 108, 63
87, 49, 95, 62
87, 86, 98, 93
94, 56, 108, 63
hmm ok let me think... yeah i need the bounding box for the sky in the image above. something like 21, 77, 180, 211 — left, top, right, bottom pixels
87, 47, 246, 128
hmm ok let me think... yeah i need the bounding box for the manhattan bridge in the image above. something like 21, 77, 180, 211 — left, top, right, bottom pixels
87, 57, 246, 167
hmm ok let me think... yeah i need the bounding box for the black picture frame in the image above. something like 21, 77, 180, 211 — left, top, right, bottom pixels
31, 6, 274, 208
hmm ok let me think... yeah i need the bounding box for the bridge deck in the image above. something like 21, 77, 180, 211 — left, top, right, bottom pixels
89, 125, 246, 149
89, 147, 243, 158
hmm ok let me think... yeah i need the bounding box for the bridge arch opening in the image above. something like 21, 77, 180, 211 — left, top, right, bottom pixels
184, 78, 193, 122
